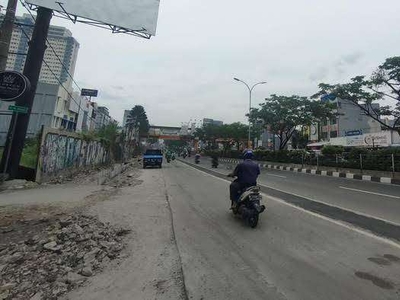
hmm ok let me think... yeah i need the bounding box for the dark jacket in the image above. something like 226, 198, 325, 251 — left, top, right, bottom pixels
232, 159, 260, 185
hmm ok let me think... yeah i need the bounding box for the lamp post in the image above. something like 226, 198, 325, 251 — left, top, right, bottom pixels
234, 78, 266, 149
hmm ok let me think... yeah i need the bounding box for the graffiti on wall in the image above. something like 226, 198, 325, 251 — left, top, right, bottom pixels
36, 128, 108, 182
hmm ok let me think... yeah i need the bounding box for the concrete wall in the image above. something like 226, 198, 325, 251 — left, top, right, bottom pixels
36, 128, 109, 182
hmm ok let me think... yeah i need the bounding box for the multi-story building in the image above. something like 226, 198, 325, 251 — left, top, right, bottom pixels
122, 110, 131, 128
3, 14, 80, 90
203, 118, 223, 126
311, 97, 382, 142
0, 14, 87, 145
0, 83, 80, 145
92, 104, 114, 130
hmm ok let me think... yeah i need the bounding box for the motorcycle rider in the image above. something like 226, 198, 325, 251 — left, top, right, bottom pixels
228, 150, 260, 207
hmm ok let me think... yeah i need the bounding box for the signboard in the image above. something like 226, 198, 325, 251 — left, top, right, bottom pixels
345, 130, 362, 136
8, 105, 28, 114
364, 132, 391, 147
346, 132, 392, 147
346, 136, 364, 146
81, 88, 98, 97
0, 71, 30, 102
26, 0, 160, 36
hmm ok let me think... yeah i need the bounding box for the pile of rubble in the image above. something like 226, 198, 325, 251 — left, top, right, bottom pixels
0, 214, 130, 300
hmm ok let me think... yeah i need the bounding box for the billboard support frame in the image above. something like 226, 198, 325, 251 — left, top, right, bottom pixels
26, 2, 152, 39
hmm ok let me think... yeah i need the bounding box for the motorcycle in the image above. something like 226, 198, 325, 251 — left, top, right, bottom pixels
211, 156, 219, 168
230, 181, 265, 228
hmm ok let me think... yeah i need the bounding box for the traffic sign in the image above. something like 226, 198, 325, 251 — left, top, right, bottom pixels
8, 105, 28, 114
81, 88, 98, 97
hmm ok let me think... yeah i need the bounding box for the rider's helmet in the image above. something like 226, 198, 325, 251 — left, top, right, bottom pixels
243, 150, 254, 160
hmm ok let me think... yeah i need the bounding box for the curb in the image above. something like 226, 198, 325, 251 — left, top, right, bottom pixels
219, 158, 400, 186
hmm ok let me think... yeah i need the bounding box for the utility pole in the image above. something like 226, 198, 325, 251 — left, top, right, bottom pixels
0, 7, 52, 179
0, 0, 18, 71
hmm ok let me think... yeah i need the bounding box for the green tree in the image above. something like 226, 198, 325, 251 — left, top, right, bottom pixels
254, 94, 333, 150
221, 122, 248, 150
194, 122, 248, 150
194, 124, 221, 149
313, 56, 400, 134
96, 122, 119, 161
126, 105, 150, 136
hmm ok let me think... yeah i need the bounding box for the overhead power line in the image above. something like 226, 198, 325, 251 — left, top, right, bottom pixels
16, 23, 101, 127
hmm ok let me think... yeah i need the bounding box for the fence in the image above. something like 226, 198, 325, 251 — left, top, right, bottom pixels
36, 128, 109, 182
301, 153, 400, 175
204, 149, 400, 177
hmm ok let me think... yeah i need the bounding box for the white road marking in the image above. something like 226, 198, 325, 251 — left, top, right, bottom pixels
178, 161, 400, 249
339, 186, 400, 199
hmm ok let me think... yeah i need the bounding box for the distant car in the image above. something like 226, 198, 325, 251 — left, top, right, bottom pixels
143, 149, 163, 169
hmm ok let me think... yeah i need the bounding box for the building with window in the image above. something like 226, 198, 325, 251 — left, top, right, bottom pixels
2, 14, 80, 90
0, 14, 88, 145
311, 97, 382, 142
203, 118, 223, 126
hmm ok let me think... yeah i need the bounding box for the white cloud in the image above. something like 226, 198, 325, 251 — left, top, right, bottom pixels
10, 0, 400, 125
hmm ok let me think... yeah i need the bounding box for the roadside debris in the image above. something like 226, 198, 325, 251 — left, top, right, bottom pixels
0, 214, 130, 300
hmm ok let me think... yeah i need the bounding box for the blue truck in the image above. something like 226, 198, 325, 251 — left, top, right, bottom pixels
143, 149, 163, 169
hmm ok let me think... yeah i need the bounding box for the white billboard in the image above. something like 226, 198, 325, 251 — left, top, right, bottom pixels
26, 0, 160, 36
346, 132, 392, 147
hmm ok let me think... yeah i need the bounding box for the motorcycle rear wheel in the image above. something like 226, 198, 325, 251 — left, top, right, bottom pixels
248, 214, 259, 228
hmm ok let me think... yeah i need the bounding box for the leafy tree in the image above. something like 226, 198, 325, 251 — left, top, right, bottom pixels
313, 56, 400, 134
126, 105, 150, 136
221, 122, 248, 150
194, 124, 220, 149
96, 122, 119, 161
291, 129, 309, 149
194, 122, 248, 150
254, 94, 333, 150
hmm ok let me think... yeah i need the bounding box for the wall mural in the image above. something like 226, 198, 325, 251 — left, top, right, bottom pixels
37, 129, 108, 182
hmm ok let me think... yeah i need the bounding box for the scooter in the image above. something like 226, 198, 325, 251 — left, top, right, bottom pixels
211, 157, 219, 168
229, 179, 265, 228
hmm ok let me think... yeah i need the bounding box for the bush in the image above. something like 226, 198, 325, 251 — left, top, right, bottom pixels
20, 137, 40, 169
321, 145, 344, 155
206, 147, 400, 172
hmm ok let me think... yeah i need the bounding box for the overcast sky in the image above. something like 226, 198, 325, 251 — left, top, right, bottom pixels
9, 0, 400, 126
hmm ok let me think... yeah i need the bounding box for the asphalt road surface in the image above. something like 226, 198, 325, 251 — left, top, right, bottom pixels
196, 157, 400, 225
161, 159, 400, 300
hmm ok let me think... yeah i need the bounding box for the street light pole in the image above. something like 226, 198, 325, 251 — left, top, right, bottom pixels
234, 78, 266, 149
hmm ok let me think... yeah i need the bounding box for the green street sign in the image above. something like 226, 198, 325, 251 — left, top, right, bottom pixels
8, 105, 28, 114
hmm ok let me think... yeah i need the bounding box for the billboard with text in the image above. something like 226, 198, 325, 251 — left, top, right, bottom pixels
26, 0, 160, 36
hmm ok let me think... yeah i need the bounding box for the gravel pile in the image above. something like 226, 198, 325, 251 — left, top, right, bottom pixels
0, 214, 130, 300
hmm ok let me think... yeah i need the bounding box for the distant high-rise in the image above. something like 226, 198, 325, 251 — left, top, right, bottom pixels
2, 14, 80, 89
122, 110, 130, 127
203, 118, 223, 126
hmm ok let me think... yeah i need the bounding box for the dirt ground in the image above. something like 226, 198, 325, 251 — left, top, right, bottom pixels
0, 161, 185, 300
